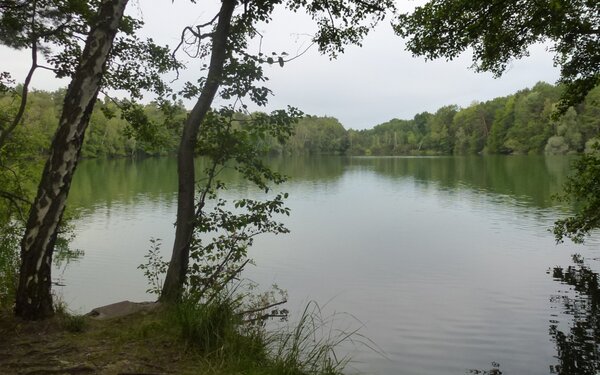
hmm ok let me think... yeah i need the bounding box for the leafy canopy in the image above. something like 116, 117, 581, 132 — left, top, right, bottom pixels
395, 0, 600, 114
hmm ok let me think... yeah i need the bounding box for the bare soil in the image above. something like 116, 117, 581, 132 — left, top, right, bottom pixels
0, 305, 208, 375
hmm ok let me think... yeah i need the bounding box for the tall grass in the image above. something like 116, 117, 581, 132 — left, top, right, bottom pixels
167, 296, 365, 375
268, 301, 366, 375
172, 296, 240, 354
166, 294, 268, 367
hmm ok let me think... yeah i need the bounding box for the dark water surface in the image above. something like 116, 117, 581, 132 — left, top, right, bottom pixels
59, 155, 600, 374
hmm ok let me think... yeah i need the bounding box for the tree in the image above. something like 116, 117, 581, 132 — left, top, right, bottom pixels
14, 0, 130, 320
1, 0, 179, 318
160, 0, 397, 301
394, 0, 599, 114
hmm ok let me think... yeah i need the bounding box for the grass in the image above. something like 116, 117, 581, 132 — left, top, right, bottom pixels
268, 301, 365, 375
0, 298, 360, 375
53, 299, 88, 333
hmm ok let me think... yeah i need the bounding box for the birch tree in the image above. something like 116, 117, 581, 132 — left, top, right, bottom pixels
14, 0, 129, 320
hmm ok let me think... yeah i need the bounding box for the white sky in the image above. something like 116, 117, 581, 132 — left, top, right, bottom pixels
0, 0, 560, 129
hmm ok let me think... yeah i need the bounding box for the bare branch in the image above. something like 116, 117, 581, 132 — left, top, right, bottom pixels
36, 65, 57, 73
99, 90, 125, 110
238, 299, 287, 317
323, 0, 336, 28
197, 11, 221, 29
284, 41, 316, 64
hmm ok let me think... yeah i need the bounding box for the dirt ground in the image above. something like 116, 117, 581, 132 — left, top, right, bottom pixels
0, 303, 205, 375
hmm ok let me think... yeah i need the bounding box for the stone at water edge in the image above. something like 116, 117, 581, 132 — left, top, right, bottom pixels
87, 300, 160, 320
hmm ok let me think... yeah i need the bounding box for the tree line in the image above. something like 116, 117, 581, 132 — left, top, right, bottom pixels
0, 88, 350, 157
348, 82, 600, 156
4, 81, 598, 159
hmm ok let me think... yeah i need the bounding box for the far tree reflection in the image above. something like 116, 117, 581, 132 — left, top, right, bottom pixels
550, 254, 600, 374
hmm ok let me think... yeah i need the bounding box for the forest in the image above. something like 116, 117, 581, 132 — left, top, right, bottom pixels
349, 82, 600, 156
2, 81, 599, 159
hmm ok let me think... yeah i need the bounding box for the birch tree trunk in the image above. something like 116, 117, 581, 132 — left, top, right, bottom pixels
15, 0, 129, 320
160, 0, 237, 302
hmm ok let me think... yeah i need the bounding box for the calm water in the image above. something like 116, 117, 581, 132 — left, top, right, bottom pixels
57, 155, 600, 374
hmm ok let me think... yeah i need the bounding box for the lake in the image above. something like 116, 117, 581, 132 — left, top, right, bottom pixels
58, 155, 600, 374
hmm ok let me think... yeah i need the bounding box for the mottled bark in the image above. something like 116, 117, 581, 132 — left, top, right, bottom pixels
15, 0, 129, 320
160, 0, 237, 302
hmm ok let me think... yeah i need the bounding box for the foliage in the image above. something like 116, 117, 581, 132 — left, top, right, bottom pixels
188, 194, 290, 301
138, 238, 168, 296
160, 0, 401, 300
0, 88, 54, 308
280, 116, 349, 155
0, 0, 181, 145
3, 81, 600, 161
553, 147, 600, 243
394, 0, 600, 113
5, 82, 600, 160
0, 221, 20, 308
348, 83, 600, 156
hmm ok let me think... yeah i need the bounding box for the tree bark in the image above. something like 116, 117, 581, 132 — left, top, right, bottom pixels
15, 0, 128, 320
160, 0, 237, 303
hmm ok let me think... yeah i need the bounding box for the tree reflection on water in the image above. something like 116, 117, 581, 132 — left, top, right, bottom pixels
550, 254, 600, 374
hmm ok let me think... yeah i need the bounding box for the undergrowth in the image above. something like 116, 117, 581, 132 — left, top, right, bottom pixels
162, 296, 360, 375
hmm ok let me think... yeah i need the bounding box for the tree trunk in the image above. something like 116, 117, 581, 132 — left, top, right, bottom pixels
15, 0, 128, 320
160, 0, 237, 303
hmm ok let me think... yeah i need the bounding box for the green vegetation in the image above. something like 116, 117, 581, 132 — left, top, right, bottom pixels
0, 89, 348, 158
349, 83, 600, 156
394, 0, 599, 114
3, 82, 598, 160
0, 86, 49, 308
0, 301, 354, 375
553, 146, 600, 243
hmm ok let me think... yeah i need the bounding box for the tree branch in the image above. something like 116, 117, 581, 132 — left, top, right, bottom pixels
0, 189, 30, 221
0, 0, 38, 148
238, 299, 287, 317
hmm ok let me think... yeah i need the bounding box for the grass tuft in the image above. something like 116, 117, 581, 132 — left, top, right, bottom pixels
268, 301, 357, 375
60, 313, 87, 333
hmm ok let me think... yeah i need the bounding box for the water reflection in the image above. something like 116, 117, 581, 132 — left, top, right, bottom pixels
62, 155, 592, 374
69, 155, 574, 215
69, 157, 178, 211
349, 156, 573, 209
550, 254, 600, 374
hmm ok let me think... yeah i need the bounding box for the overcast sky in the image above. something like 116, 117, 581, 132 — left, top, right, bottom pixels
0, 0, 560, 129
